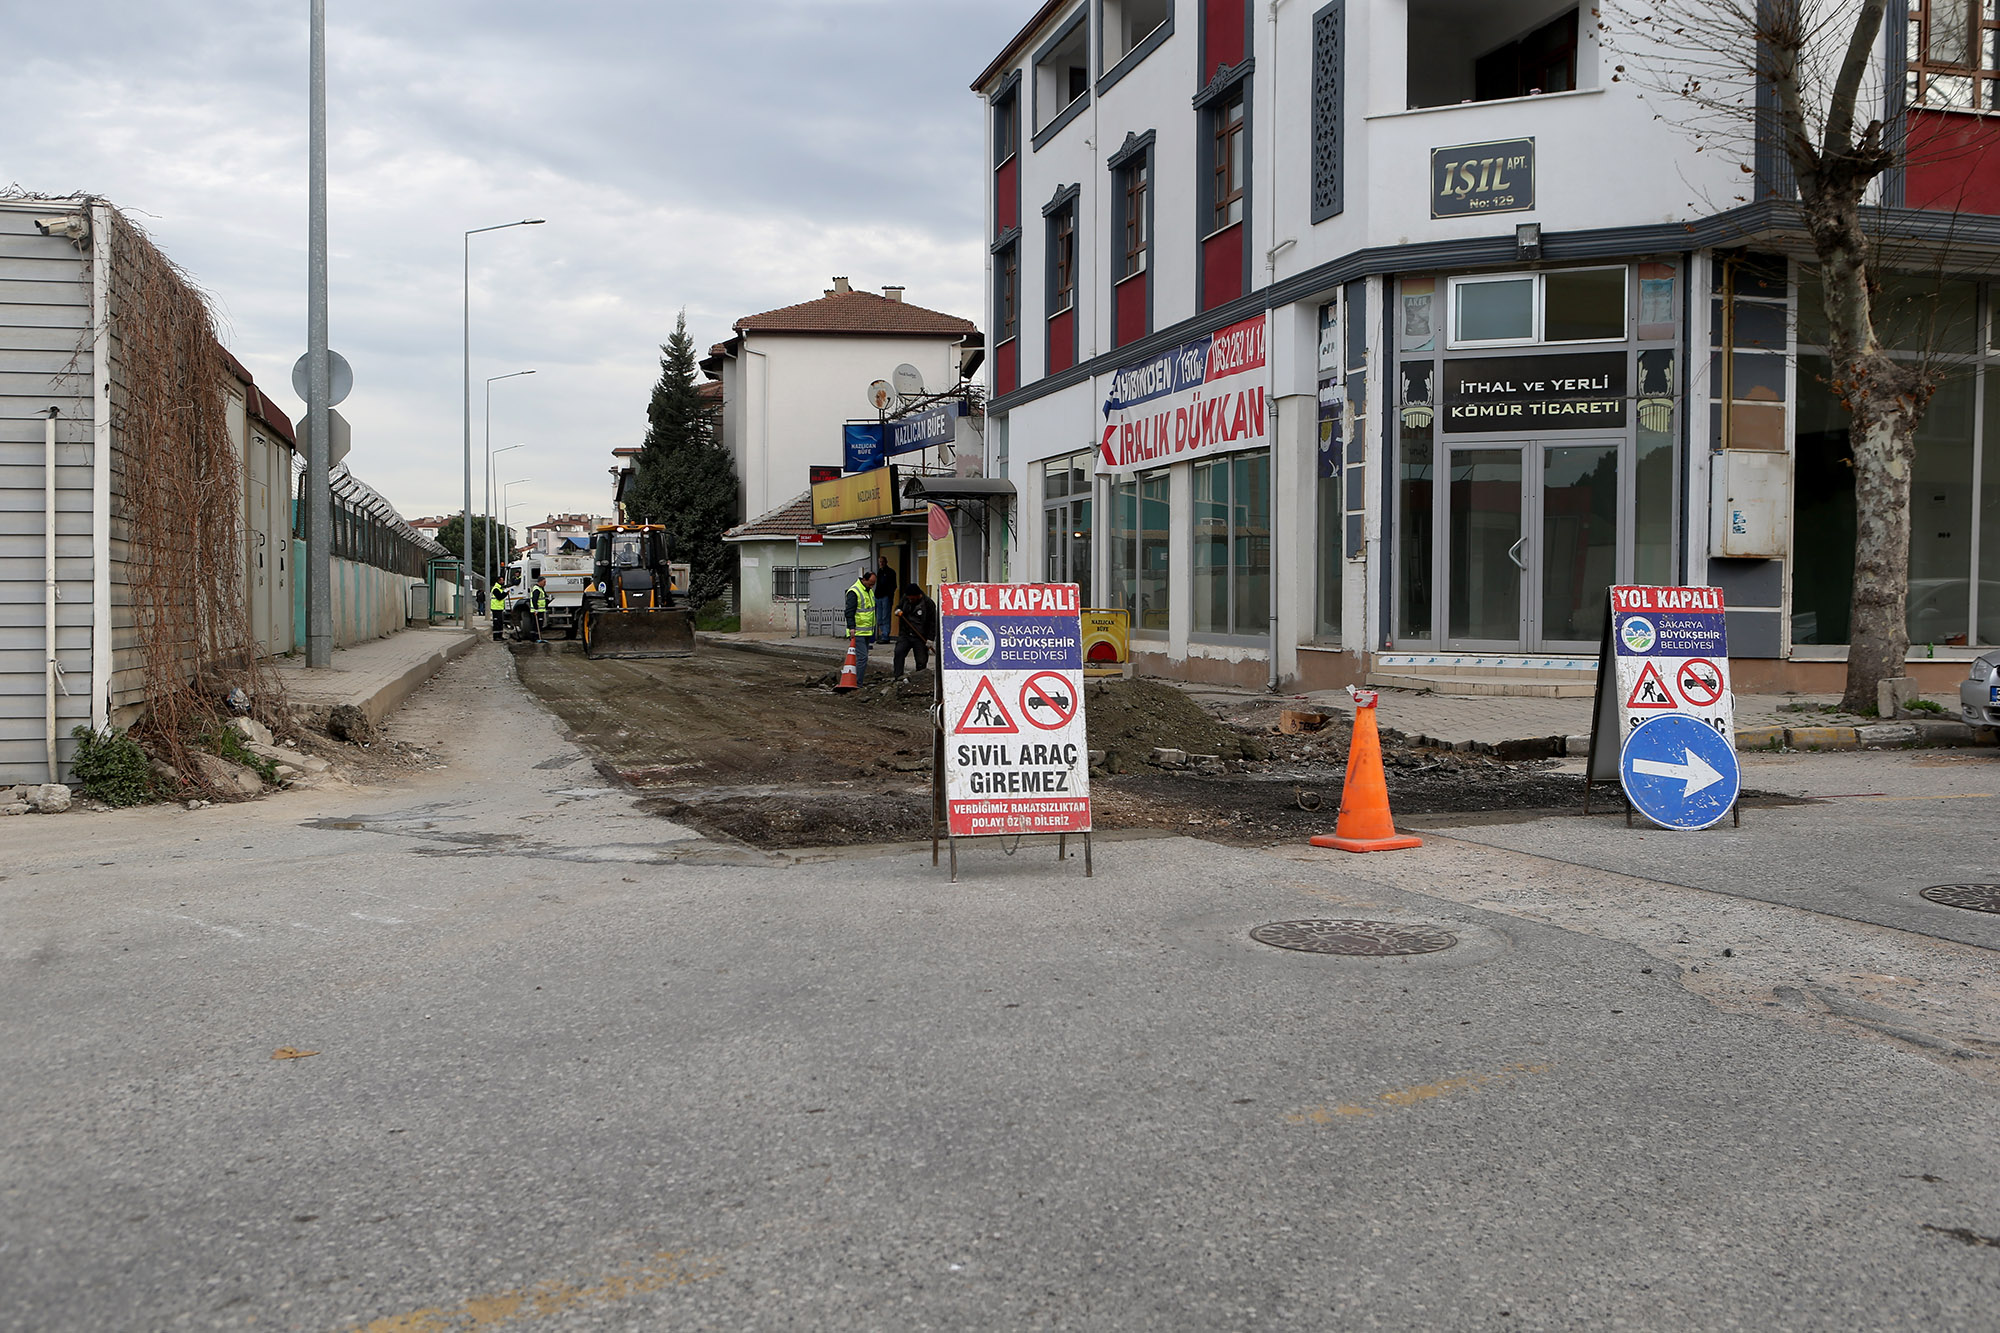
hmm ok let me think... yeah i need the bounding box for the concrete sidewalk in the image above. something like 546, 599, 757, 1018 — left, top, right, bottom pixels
1272, 683, 1996, 754
271, 626, 478, 725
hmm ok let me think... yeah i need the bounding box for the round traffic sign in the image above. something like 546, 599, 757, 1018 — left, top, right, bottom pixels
1619, 713, 1740, 831
292, 350, 354, 407
1675, 657, 1725, 708
1019, 672, 1077, 730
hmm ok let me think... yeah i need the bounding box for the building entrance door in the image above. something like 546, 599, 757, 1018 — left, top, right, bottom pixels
1442, 439, 1620, 652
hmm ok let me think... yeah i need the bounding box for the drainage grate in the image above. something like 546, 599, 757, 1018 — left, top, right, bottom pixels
1920, 884, 2000, 915
1250, 919, 1459, 957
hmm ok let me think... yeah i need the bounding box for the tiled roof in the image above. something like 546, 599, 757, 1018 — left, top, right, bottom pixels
723, 491, 814, 541
734, 289, 976, 338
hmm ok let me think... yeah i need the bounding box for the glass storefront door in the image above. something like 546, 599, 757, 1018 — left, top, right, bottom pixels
1443, 440, 1620, 651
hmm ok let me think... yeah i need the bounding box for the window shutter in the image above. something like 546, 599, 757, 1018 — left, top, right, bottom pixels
1311, 1, 1345, 223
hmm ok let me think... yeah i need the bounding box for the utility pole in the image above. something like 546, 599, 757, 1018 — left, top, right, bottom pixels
305, 0, 333, 668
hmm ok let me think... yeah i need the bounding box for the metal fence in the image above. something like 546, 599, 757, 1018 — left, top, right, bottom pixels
292, 460, 447, 579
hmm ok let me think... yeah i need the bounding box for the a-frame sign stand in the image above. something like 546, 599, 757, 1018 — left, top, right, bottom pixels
1585, 587, 1741, 829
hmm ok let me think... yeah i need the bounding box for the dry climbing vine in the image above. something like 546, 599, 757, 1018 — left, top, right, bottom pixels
95, 206, 282, 794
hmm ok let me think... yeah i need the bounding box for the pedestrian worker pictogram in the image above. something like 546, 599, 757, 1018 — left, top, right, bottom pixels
1019, 672, 1077, 729
1675, 657, 1724, 708
954, 676, 1018, 734
1626, 660, 1675, 710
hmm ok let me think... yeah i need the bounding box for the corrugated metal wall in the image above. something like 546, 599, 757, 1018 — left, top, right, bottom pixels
0, 205, 96, 785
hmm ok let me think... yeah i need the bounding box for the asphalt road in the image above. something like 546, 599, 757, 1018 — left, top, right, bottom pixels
3, 642, 1997, 1331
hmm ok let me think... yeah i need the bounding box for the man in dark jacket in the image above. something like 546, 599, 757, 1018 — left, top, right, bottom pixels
892, 583, 938, 680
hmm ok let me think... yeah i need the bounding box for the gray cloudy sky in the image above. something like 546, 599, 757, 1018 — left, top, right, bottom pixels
6, 1, 1025, 525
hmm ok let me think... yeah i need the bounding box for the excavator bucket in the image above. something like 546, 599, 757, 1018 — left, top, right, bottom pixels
581, 606, 695, 659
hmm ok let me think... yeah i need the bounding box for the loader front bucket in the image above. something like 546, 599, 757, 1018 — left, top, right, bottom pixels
582, 607, 695, 659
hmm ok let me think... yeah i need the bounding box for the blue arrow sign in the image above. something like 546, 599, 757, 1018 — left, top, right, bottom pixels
1619, 713, 1741, 830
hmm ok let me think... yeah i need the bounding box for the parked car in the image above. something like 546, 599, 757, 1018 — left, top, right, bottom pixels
1963, 649, 2000, 728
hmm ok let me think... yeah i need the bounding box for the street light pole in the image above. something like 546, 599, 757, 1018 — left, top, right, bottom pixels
483, 370, 534, 598
462, 219, 543, 628
491, 443, 524, 579
305, 0, 332, 668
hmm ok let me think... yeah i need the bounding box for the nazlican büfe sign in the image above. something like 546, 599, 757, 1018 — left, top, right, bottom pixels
1098, 314, 1268, 475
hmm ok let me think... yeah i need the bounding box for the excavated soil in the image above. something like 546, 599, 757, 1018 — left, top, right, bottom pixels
511, 642, 1786, 850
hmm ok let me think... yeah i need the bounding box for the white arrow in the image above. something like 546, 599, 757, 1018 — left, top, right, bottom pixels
1631, 748, 1725, 797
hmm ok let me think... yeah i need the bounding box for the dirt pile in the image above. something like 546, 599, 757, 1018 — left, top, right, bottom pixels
1084, 679, 1267, 765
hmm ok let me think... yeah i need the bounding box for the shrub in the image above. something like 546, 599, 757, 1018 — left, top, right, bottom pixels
68, 726, 156, 807
203, 726, 277, 783
1906, 698, 1944, 714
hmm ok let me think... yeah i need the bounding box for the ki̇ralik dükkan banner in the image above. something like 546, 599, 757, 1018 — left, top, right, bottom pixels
938, 583, 1091, 837
1098, 314, 1268, 475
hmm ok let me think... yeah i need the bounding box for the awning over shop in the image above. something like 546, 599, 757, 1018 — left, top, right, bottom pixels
900, 475, 1017, 504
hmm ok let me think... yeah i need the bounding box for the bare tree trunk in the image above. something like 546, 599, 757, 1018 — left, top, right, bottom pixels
1843, 396, 1918, 709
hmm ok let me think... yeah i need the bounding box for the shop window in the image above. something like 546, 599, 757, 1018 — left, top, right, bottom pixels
1035, 11, 1092, 136
1634, 348, 1677, 586
1448, 267, 1626, 348
1043, 449, 1094, 603
1192, 451, 1271, 638
1908, 0, 2000, 110
772, 566, 819, 601
1199, 77, 1249, 310
1109, 469, 1171, 632
1794, 362, 1991, 647
1103, 0, 1172, 72
1407, 1, 1581, 109
1396, 421, 1435, 640
993, 82, 1020, 238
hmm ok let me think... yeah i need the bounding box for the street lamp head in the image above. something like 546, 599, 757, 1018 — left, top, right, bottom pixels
522, 218, 546, 226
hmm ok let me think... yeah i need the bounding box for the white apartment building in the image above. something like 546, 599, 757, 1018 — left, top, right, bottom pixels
975, 0, 2000, 694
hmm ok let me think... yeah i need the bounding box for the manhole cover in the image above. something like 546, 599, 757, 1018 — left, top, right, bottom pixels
1250, 919, 1458, 957
1920, 884, 2000, 915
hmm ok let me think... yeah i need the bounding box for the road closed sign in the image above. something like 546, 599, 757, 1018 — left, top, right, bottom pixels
1584, 584, 1742, 827
939, 583, 1091, 837
1609, 585, 1736, 745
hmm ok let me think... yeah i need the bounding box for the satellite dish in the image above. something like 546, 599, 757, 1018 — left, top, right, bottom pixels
292, 350, 354, 407
892, 363, 926, 397
866, 379, 899, 413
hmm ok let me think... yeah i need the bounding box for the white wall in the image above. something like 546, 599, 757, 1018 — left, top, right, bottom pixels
723, 330, 970, 524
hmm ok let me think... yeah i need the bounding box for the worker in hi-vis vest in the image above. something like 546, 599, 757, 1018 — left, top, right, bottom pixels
530, 577, 550, 643
489, 580, 507, 641
843, 568, 877, 685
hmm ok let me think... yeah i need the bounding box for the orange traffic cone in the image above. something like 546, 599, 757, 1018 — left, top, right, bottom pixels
834, 637, 861, 693
1309, 688, 1422, 853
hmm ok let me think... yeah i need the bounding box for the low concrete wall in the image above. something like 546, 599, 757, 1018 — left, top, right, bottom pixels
332, 559, 420, 648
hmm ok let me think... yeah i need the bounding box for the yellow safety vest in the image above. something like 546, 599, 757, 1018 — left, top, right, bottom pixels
531, 587, 548, 613
490, 584, 506, 612
848, 578, 876, 633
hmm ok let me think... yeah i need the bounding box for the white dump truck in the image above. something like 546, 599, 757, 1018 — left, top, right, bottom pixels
506, 545, 593, 640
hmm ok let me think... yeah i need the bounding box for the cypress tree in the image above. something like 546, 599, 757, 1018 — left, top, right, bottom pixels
629, 312, 737, 611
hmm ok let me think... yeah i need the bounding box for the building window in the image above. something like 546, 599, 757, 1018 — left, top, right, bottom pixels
1122, 157, 1150, 277
1192, 450, 1270, 638
1034, 11, 1091, 136
1407, 2, 1580, 109
1042, 449, 1094, 604
1447, 267, 1626, 348
1909, 0, 2000, 108
998, 242, 1019, 344
1212, 89, 1246, 231
994, 89, 1018, 165
772, 565, 819, 601
1104, 0, 1172, 67
1311, 1, 1345, 223
1052, 205, 1076, 312
1109, 468, 1170, 632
